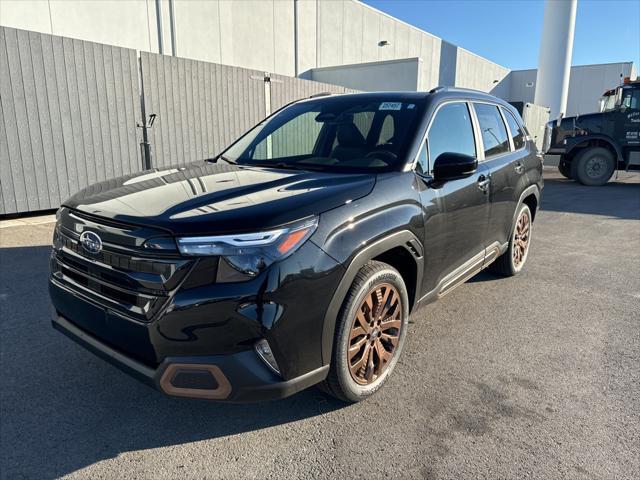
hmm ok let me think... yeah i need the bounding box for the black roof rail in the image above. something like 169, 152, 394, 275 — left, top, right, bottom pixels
429, 86, 487, 95
309, 92, 333, 98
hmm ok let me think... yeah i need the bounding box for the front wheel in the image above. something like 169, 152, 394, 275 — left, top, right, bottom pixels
489, 203, 533, 277
320, 261, 409, 403
571, 147, 615, 186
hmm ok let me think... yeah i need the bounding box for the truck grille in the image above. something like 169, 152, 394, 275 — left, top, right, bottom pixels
50, 208, 192, 322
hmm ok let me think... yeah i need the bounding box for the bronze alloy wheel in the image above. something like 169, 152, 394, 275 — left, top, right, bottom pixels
348, 283, 402, 385
512, 209, 531, 268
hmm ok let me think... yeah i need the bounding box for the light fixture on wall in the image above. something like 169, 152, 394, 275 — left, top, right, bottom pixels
378, 40, 391, 47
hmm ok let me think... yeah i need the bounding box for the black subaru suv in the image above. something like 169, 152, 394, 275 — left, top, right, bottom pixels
50, 89, 542, 403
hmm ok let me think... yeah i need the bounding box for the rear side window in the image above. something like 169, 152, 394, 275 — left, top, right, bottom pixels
502, 109, 526, 150
474, 103, 510, 158
427, 102, 476, 168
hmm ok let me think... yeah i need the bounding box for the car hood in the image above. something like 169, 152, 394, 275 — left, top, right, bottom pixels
63, 162, 376, 235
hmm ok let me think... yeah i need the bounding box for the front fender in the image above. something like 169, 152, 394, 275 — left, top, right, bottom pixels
318, 230, 423, 365
312, 172, 425, 365
566, 134, 622, 161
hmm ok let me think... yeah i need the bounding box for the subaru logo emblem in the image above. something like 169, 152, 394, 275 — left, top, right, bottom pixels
80, 231, 102, 254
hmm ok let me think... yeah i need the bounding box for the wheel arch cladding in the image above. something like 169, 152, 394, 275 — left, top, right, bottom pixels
522, 193, 538, 221
512, 184, 540, 231
320, 230, 423, 366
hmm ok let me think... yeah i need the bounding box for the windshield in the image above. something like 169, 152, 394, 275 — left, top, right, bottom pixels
600, 92, 618, 112
220, 96, 426, 172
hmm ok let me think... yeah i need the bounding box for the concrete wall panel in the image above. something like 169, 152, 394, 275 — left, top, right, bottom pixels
274, 0, 296, 75
361, 5, 381, 64
296, 0, 318, 75
0, 0, 51, 35
310, 58, 420, 92
49, 0, 154, 52
455, 48, 510, 92
394, 23, 411, 60
377, 15, 395, 61
318, 0, 344, 66
173, 0, 221, 63
420, 35, 440, 91
342, 0, 364, 65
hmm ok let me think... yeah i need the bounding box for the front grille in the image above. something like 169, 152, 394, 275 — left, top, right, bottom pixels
51, 208, 192, 322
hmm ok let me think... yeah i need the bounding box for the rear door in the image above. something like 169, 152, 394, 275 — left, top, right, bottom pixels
416, 101, 491, 294
472, 103, 524, 249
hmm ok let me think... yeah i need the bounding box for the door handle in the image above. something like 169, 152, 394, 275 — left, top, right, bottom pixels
514, 161, 524, 174
477, 175, 491, 192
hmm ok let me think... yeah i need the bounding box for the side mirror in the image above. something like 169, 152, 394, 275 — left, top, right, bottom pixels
432, 152, 478, 182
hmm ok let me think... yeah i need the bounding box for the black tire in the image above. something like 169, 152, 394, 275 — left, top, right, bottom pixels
570, 147, 615, 186
320, 261, 409, 403
558, 160, 572, 179
489, 203, 532, 277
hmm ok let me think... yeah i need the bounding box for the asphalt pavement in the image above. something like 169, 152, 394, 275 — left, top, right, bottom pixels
1, 169, 638, 480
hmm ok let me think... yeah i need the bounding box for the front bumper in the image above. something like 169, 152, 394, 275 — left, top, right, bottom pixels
49, 224, 344, 402
52, 311, 329, 402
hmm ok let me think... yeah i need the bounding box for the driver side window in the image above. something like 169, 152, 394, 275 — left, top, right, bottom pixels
622, 90, 640, 110
426, 103, 476, 173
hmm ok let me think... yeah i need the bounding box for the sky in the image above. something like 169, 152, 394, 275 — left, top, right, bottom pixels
362, 0, 640, 71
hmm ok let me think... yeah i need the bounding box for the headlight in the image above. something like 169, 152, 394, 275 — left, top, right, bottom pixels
176, 217, 318, 278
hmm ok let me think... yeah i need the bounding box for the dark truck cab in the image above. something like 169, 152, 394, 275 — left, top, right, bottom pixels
544, 78, 640, 185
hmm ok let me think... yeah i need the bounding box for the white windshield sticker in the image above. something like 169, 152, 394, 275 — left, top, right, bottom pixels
379, 102, 402, 111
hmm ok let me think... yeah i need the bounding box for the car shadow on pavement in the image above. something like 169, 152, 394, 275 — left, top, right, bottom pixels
0, 245, 346, 480
541, 177, 640, 220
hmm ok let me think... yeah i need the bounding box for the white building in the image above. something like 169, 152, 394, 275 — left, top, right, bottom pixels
506, 62, 637, 116
0, 0, 635, 117
0, 0, 510, 93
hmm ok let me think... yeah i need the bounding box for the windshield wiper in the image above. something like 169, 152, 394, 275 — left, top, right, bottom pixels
206, 154, 236, 165
243, 162, 325, 172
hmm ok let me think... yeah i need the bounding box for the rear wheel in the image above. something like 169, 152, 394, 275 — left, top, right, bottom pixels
489, 203, 532, 277
571, 147, 615, 186
321, 261, 409, 402
558, 160, 572, 179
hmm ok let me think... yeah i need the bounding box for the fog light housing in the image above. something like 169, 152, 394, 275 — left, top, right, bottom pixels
255, 339, 280, 376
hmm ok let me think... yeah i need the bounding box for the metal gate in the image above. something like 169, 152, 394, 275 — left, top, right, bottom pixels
0, 26, 142, 215
139, 53, 358, 169
1, 26, 360, 215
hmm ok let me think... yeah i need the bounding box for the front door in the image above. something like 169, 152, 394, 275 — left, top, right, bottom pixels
416, 101, 491, 295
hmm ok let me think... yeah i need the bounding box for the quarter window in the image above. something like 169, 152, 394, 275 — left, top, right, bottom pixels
427, 103, 476, 169
474, 103, 510, 158
502, 109, 526, 150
